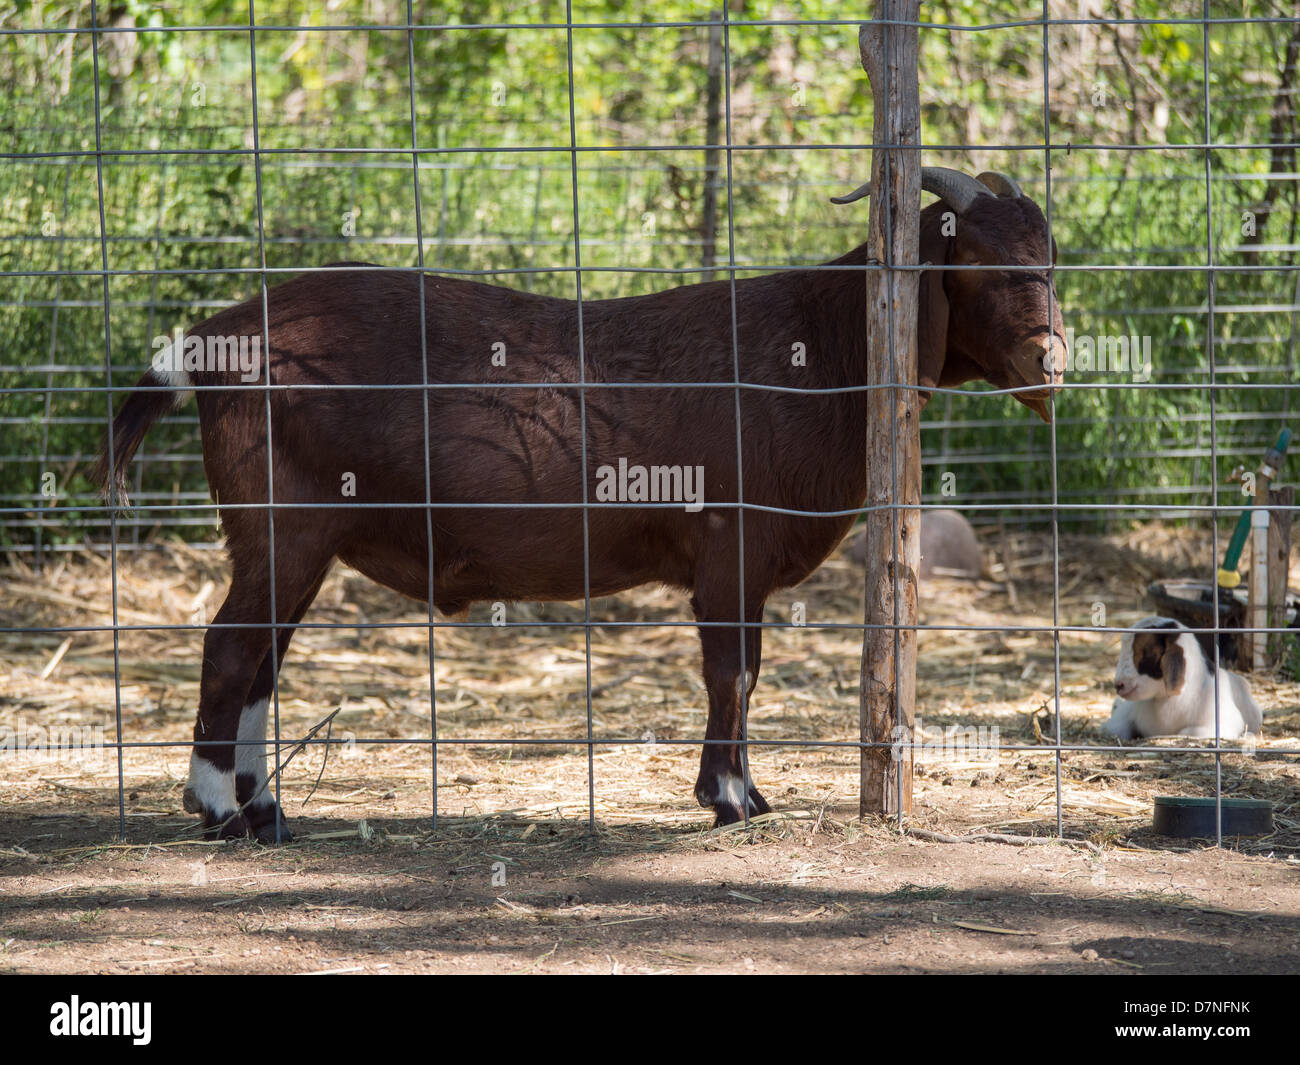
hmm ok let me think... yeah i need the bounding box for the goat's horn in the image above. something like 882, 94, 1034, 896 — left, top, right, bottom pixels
976, 171, 1024, 199
832, 168, 997, 212
829, 180, 872, 206
920, 166, 992, 214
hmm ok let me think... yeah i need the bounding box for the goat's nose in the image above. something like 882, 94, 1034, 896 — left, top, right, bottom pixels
1032, 335, 1067, 379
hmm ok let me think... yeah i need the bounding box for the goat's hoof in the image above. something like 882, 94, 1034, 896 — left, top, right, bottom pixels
710, 786, 772, 828
202, 811, 251, 841
252, 821, 293, 845
248, 807, 294, 845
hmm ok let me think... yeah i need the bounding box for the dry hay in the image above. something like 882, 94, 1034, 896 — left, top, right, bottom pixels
1, 522, 1297, 861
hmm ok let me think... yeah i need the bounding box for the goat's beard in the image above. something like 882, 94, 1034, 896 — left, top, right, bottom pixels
1018, 390, 1053, 423
991, 369, 1054, 422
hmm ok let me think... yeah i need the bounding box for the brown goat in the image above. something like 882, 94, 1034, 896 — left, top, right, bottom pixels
94, 167, 1065, 840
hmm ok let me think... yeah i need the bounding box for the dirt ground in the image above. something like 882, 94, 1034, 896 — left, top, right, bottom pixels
2, 523, 1298, 974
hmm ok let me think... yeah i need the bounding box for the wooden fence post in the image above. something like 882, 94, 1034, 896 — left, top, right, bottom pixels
859, 1, 921, 819
1268, 485, 1294, 666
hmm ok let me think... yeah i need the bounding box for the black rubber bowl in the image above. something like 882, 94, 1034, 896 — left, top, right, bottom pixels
1152, 796, 1273, 838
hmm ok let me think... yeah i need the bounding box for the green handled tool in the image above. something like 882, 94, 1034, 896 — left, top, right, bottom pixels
1218, 428, 1290, 589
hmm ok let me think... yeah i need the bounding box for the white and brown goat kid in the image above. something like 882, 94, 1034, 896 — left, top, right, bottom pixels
1105, 617, 1262, 741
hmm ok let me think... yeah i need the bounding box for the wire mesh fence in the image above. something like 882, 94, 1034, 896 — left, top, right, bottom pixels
2, 2, 1299, 849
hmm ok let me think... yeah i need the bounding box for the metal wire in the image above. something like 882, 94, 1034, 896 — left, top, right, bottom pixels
86, 0, 127, 840
1042, 0, 1064, 839
3, 9, 1298, 845
1202, 0, 1223, 846
561, 0, 598, 830
3, 14, 1300, 36
244, 0, 290, 846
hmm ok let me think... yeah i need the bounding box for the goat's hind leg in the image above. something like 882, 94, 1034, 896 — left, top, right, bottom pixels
234, 568, 330, 843
188, 559, 330, 840
187, 580, 275, 839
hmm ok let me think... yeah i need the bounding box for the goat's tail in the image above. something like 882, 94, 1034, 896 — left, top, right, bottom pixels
90, 367, 192, 507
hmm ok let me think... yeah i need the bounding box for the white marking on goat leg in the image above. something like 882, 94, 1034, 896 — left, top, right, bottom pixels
733, 671, 755, 702
187, 752, 237, 817
708, 771, 747, 810
235, 697, 271, 807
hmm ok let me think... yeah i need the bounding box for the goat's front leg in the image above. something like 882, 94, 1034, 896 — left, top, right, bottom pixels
692, 593, 769, 826
1102, 698, 1139, 741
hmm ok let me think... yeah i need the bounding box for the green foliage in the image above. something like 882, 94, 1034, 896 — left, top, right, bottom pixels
1, 0, 1297, 549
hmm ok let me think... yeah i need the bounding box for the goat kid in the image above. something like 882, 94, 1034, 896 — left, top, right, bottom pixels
1106, 617, 1262, 740
94, 167, 1065, 840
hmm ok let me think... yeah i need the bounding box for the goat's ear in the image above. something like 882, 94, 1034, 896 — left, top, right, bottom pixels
915, 211, 956, 408
917, 235, 950, 402
1160, 635, 1186, 694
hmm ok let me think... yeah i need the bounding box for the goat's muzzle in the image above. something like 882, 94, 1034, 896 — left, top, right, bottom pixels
1010, 335, 1066, 423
